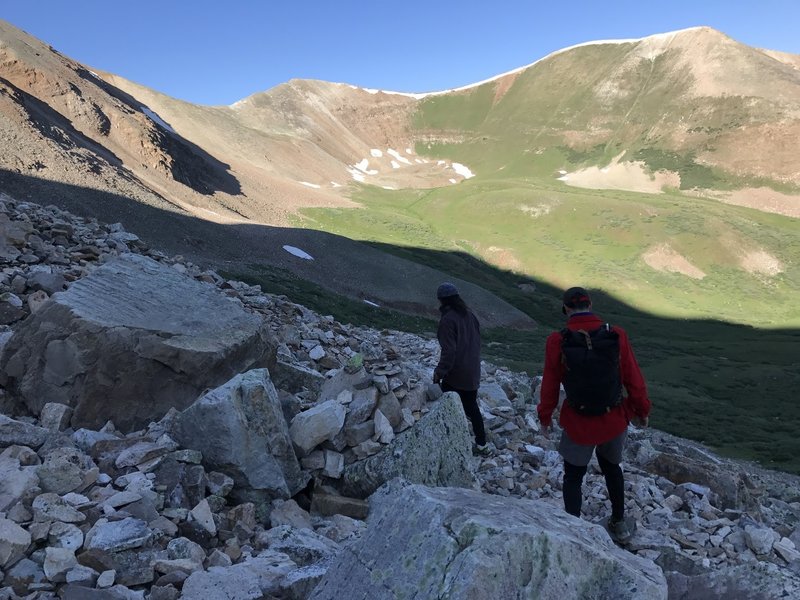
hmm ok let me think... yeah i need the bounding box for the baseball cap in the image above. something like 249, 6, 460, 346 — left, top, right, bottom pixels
562, 286, 591, 314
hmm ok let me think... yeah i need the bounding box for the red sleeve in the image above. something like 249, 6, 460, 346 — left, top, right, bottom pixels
616, 328, 650, 419
537, 332, 563, 427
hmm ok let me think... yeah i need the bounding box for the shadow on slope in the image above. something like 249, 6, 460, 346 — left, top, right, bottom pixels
1, 171, 798, 474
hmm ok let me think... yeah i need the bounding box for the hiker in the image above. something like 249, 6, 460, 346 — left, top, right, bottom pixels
433, 282, 489, 455
537, 286, 650, 542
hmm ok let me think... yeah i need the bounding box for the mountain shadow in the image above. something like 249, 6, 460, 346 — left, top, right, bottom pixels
1, 171, 799, 475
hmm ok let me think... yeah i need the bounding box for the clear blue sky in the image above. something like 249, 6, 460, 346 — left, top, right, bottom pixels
4, 1, 799, 106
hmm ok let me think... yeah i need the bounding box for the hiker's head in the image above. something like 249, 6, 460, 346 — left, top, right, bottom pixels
437, 282, 468, 314
437, 282, 459, 300
562, 286, 592, 315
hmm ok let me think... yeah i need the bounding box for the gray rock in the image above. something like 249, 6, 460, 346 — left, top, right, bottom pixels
0, 254, 275, 431
271, 360, 325, 395
0, 415, 48, 449
310, 482, 667, 600
181, 551, 296, 599
289, 400, 346, 457
85, 518, 152, 553
0, 454, 40, 512
269, 500, 312, 530
43, 547, 77, 582
259, 525, 340, 567
32, 493, 86, 524
173, 369, 307, 503
338, 393, 476, 498
376, 392, 402, 429
27, 271, 66, 295
344, 387, 378, 427
0, 518, 31, 569
39, 403, 73, 431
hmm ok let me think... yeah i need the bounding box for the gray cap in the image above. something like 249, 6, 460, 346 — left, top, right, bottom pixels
437, 282, 460, 299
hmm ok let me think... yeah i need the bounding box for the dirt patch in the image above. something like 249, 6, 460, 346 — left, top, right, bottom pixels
483, 246, 523, 271
642, 244, 706, 279
559, 154, 680, 194
519, 201, 558, 218
493, 73, 520, 105
709, 188, 800, 218
740, 249, 784, 276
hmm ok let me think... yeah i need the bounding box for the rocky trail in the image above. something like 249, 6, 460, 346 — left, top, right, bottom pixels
0, 193, 798, 598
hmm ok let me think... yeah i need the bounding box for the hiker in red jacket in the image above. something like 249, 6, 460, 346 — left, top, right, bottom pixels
538, 287, 650, 542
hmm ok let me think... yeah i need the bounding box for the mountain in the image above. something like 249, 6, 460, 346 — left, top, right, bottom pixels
0, 20, 798, 328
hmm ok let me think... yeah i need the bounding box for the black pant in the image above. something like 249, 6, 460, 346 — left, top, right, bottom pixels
441, 382, 486, 446
563, 454, 625, 520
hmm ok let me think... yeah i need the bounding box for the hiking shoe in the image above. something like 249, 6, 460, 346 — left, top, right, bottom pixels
607, 517, 636, 543
474, 444, 492, 457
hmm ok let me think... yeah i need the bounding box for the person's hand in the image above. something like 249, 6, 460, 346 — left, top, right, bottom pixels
631, 415, 649, 428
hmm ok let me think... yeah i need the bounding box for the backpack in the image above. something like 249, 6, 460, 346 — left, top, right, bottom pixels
560, 324, 623, 415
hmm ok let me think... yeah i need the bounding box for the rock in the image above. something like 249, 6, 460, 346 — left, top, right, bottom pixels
318, 368, 370, 403
0, 415, 48, 449
478, 382, 512, 409
289, 400, 346, 457
0, 254, 276, 431
181, 551, 296, 599
189, 500, 216, 536
27, 271, 66, 295
65, 564, 99, 586
309, 482, 667, 600
3, 558, 46, 595
36, 447, 95, 494
0, 454, 40, 512
373, 410, 394, 444
259, 525, 340, 566
338, 393, 476, 498
323, 450, 344, 479
376, 392, 402, 429
271, 360, 325, 395
206, 471, 234, 497
744, 523, 777, 555
269, 500, 312, 530
173, 369, 307, 503
32, 493, 86, 523
96, 569, 116, 588
47, 522, 83, 551
43, 547, 77, 582
343, 387, 378, 427
310, 491, 369, 521
38, 403, 73, 431
664, 561, 800, 600
85, 518, 152, 553
0, 518, 31, 568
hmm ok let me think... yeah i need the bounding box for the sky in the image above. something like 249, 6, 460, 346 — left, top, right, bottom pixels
3, 1, 800, 106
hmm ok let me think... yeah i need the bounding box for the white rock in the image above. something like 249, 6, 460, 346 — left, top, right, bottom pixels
0, 517, 31, 568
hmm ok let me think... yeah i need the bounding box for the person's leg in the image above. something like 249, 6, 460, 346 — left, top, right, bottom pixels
563, 461, 588, 517
558, 430, 593, 518
440, 382, 486, 446
596, 430, 627, 522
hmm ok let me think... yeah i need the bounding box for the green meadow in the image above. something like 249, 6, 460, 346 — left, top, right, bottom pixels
265, 64, 800, 472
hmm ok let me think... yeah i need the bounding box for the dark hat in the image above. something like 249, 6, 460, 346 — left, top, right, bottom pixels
562, 286, 591, 314
437, 282, 460, 299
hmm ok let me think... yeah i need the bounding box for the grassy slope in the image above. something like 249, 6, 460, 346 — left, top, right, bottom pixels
287, 59, 800, 472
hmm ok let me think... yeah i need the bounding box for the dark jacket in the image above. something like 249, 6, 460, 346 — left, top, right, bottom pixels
538, 313, 650, 445
435, 305, 481, 391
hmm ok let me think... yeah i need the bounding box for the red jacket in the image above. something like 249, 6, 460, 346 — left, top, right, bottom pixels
538, 313, 650, 445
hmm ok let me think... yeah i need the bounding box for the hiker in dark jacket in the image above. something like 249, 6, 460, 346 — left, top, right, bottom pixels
433, 282, 488, 453
538, 286, 651, 543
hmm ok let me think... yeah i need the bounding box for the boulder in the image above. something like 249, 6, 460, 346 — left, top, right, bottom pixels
310, 482, 667, 600
0, 415, 48, 449
0, 518, 30, 569
337, 393, 476, 498
172, 369, 308, 503
289, 400, 346, 457
0, 254, 275, 431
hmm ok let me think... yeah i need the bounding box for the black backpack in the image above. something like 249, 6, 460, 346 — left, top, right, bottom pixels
560, 324, 623, 415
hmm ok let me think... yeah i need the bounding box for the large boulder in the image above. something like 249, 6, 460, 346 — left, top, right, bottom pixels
310, 481, 667, 600
0, 254, 275, 431
337, 392, 476, 498
172, 369, 308, 503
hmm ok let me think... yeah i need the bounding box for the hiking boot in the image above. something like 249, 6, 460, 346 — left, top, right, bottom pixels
607, 516, 636, 543
474, 443, 492, 457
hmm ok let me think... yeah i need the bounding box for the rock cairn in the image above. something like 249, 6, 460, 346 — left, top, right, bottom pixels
0, 193, 799, 599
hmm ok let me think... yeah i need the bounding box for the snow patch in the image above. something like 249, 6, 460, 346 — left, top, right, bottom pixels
283, 245, 314, 260
331, 181, 342, 188
364, 300, 380, 307
348, 168, 366, 182
390, 161, 401, 169
141, 107, 175, 134
405, 148, 414, 154
354, 159, 378, 175
449, 178, 457, 184
370, 149, 383, 157
298, 181, 321, 189
382, 186, 397, 190
387, 149, 412, 165
452, 163, 475, 179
